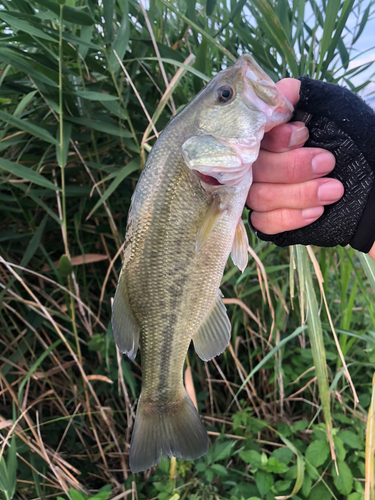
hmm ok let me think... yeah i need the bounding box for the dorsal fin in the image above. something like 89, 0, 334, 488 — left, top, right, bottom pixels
112, 272, 140, 360
193, 290, 231, 361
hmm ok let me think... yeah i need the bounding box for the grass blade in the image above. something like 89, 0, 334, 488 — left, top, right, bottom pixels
0, 157, 60, 191
86, 157, 140, 219
296, 246, 336, 464
0, 110, 59, 146
158, 0, 236, 62
365, 372, 375, 500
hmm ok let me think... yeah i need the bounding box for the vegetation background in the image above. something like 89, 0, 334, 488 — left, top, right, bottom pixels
1, 0, 375, 499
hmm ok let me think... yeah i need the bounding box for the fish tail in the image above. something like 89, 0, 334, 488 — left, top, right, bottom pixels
129, 389, 208, 473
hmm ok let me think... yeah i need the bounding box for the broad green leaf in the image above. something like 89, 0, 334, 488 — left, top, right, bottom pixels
332, 461, 353, 495
337, 430, 362, 450
271, 447, 293, 465
307, 482, 334, 500
59, 255, 73, 278
239, 450, 263, 467
255, 470, 273, 497
333, 436, 346, 462
208, 440, 235, 463
0, 110, 59, 146
302, 474, 312, 498
266, 457, 288, 474
0, 158, 60, 191
67, 489, 87, 500
348, 494, 364, 500
305, 440, 330, 467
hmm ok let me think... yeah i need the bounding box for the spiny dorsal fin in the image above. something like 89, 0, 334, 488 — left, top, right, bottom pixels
196, 197, 225, 252
112, 272, 140, 360
231, 218, 249, 273
193, 290, 231, 361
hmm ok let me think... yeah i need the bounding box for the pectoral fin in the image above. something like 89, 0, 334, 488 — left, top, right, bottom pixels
196, 197, 225, 252
112, 272, 140, 360
231, 218, 249, 273
193, 290, 231, 361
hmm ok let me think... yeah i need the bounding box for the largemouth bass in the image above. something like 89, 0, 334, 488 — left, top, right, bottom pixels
112, 55, 293, 473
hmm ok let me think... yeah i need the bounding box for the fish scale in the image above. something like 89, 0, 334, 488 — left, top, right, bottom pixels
112, 54, 293, 472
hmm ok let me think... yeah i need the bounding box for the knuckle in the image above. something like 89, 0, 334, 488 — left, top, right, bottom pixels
286, 154, 299, 181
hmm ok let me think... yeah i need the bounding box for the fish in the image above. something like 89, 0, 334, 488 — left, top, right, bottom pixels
112, 54, 293, 473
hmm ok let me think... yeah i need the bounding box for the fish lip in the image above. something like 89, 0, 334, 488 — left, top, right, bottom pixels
239, 55, 295, 117
193, 170, 223, 186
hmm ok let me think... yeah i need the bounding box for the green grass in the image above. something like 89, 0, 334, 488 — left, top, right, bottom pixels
0, 0, 375, 499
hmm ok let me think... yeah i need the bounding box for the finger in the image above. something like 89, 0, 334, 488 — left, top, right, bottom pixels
275, 78, 301, 106
250, 206, 324, 235
261, 121, 308, 152
248, 178, 344, 212
253, 148, 336, 184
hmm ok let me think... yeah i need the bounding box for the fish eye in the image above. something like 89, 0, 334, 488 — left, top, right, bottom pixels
216, 85, 235, 103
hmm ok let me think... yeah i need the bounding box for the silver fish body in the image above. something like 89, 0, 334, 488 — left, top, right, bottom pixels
112, 55, 293, 473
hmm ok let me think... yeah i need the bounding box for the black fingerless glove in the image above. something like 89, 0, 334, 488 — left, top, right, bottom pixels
250, 76, 375, 253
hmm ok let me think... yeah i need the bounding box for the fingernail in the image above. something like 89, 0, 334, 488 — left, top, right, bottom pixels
312, 152, 335, 175
302, 206, 324, 220
288, 126, 309, 148
318, 180, 344, 202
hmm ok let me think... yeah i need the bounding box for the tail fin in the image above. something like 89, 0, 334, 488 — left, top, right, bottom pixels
129, 390, 208, 473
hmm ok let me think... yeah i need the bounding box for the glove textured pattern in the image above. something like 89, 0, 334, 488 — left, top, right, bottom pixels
252, 77, 375, 252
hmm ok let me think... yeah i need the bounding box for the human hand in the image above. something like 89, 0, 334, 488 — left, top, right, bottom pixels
248, 78, 343, 234
247, 78, 375, 260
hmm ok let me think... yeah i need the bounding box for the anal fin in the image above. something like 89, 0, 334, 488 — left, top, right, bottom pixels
193, 290, 231, 361
196, 197, 225, 252
112, 272, 140, 360
231, 218, 249, 273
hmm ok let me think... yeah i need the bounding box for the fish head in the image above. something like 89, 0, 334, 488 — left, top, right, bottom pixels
181, 55, 293, 187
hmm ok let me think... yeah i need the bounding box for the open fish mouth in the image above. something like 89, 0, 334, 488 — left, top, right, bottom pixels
194, 170, 223, 186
